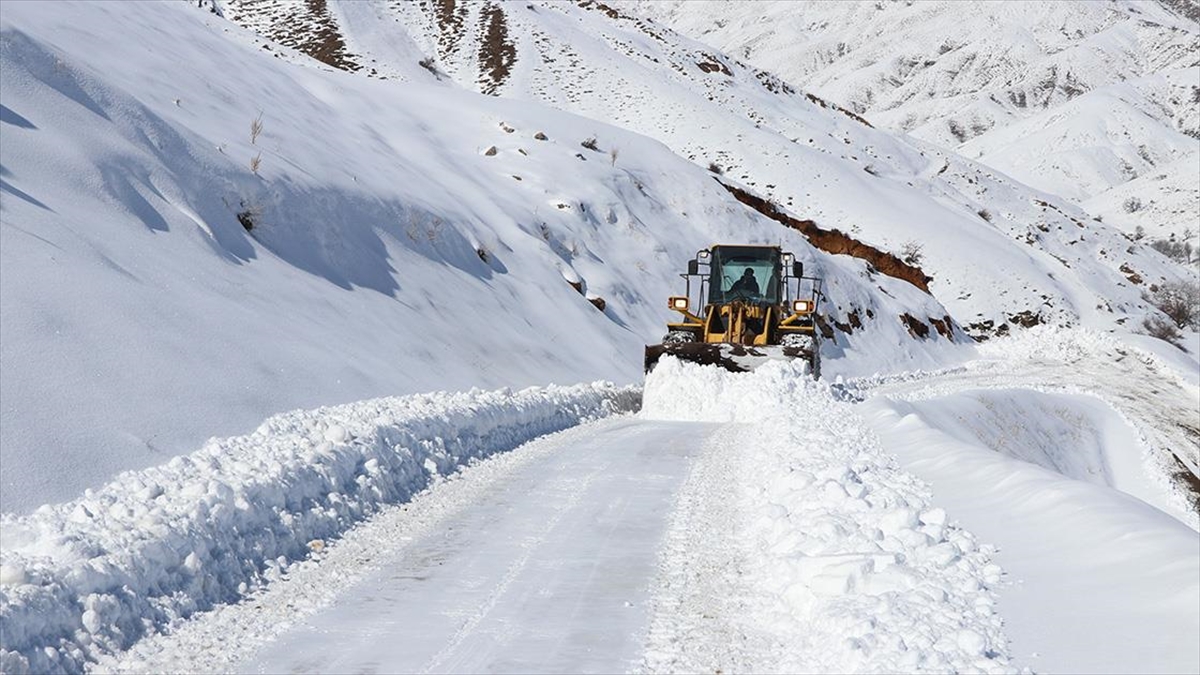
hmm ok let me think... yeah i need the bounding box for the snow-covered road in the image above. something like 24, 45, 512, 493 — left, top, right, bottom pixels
5, 331, 1197, 675
238, 418, 703, 674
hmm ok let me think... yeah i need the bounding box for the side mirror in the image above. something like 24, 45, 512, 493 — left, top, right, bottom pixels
792, 261, 804, 278
687, 260, 700, 276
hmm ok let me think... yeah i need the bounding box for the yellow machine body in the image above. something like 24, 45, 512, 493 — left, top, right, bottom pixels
645, 245, 822, 376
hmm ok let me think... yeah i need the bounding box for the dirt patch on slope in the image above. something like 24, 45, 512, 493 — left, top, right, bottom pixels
719, 180, 932, 293
804, 92, 874, 128
224, 0, 363, 72
479, 3, 517, 95
426, 0, 468, 59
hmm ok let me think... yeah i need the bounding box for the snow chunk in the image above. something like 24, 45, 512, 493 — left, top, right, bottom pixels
641, 357, 1014, 673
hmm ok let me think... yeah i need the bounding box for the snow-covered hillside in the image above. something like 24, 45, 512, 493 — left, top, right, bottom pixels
0, 1, 959, 512
626, 0, 1200, 241
217, 0, 1193, 341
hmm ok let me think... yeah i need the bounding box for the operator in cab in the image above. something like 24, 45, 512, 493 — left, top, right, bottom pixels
729, 268, 760, 295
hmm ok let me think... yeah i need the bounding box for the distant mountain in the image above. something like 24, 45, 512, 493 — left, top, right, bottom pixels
623, 0, 1199, 241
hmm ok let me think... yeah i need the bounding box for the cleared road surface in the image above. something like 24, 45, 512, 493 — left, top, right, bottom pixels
238, 418, 711, 674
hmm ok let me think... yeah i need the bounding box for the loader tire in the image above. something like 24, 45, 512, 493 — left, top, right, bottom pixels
781, 333, 815, 350
663, 330, 697, 344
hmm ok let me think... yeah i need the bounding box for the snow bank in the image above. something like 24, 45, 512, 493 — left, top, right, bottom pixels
849, 326, 1199, 528
865, 396, 1200, 673
642, 358, 1014, 673
978, 325, 1199, 386
0, 383, 638, 674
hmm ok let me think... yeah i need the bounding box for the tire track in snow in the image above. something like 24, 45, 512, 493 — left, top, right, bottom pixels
228, 416, 700, 674
639, 422, 786, 674
418, 447, 606, 673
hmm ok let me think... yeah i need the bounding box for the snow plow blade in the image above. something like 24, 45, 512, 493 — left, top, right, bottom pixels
644, 342, 816, 375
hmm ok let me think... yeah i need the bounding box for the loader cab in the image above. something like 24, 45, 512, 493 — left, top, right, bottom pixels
706, 245, 782, 306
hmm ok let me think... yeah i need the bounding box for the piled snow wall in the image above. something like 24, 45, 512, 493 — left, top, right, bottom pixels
0, 383, 639, 674
642, 358, 1014, 673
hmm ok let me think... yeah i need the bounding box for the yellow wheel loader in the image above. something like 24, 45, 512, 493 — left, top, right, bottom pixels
644, 245, 823, 376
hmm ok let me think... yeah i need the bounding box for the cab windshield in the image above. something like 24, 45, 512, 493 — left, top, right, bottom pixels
707, 246, 781, 305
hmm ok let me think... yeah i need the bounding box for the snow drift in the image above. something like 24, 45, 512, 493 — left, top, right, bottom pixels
0, 383, 637, 674
865, 393, 1199, 672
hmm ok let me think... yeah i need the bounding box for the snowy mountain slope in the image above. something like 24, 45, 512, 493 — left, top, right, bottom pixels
625, 0, 1200, 239
957, 74, 1197, 201
219, 0, 1193, 343
0, 1, 958, 513
1082, 150, 1200, 238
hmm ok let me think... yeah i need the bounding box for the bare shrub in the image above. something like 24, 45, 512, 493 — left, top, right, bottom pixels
1123, 196, 1143, 213
249, 152, 262, 175
1148, 279, 1200, 329
425, 217, 443, 243
609, 147, 619, 166
1149, 236, 1195, 264
947, 119, 967, 143
900, 240, 925, 266
1143, 316, 1182, 347
250, 112, 264, 145
581, 136, 599, 152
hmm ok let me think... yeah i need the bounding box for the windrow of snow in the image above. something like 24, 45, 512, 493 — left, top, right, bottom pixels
640, 358, 1014, 673
846, 326, 1200, 529
0, 382, 638, 675
859, 380, 1199, 671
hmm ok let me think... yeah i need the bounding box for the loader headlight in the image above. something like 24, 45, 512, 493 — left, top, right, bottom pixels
669, 296, 689, 311
793, 299, 813, 313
